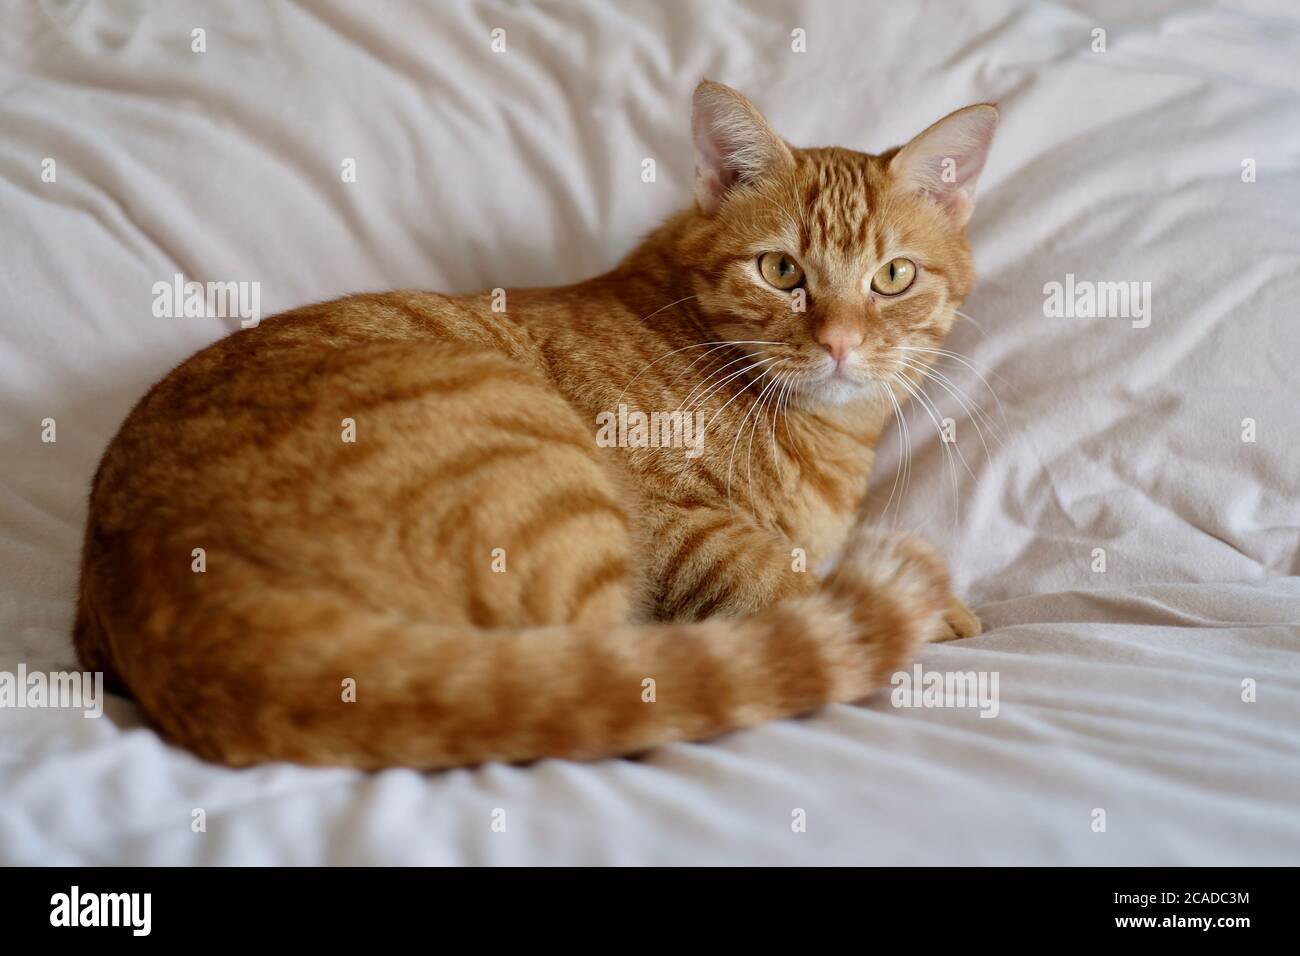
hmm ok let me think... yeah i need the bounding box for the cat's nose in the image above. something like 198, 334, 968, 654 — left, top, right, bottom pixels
816, 323, 865, 365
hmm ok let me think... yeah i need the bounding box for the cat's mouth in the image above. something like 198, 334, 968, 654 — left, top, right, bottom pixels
803, 359, 876, 405
819, 351, 875, 384
750, 348, 877, 406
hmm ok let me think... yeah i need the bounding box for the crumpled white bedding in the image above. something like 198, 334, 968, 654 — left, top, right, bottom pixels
1, 0, 1297, 865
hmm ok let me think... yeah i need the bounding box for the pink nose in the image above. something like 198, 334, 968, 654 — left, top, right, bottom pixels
816, 324, 864, 365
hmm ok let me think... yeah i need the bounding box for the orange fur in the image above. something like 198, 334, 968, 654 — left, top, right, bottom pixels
75, 82, 996, 768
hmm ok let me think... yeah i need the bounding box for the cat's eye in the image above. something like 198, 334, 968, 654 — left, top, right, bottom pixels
758, 252, 805, 291
870, 258, 917, 296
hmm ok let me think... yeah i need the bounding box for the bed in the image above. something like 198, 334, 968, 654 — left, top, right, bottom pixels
2, 0, 1297, 865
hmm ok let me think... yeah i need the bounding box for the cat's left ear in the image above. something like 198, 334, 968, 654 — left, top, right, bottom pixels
692, 80, 795, 215
890, 104, 998, 228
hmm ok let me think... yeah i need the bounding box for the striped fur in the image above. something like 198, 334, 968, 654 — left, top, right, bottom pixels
75, 83, 994, 768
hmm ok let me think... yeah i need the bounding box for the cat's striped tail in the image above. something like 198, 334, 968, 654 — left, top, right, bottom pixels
113, 527, 961, 769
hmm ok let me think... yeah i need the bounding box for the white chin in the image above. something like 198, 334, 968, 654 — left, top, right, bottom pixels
811, 376, 867, 406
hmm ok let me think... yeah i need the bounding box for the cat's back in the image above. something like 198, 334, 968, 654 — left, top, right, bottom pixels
89, 290, 555, 520
75, 286, 617, 687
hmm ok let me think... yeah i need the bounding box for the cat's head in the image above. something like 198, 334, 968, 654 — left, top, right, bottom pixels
680, 80, 997, 407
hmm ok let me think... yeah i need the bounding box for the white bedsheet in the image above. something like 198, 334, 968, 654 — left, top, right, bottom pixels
2, 0, 1297, 865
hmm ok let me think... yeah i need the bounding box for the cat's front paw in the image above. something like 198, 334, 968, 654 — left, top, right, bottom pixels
825, 527, 951, 638
934, 596, 982, 642
827, 525, 980, 643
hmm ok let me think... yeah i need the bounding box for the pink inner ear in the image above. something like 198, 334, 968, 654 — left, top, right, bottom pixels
893, 106, 998, 226
693, 109, 741, 211
691, 84, 793, 215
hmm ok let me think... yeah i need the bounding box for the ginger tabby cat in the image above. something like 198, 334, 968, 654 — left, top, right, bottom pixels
76, 81, 997, 769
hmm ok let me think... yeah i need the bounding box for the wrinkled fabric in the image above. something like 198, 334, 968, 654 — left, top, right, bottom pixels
1, 0, 1297, 865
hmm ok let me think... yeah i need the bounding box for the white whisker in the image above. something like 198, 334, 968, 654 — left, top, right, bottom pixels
885, 374, 913, 525
896, 345, 1012, 426
779, 375, 808, 472
893, 372, 962, 529
662, 341, 770, 395
896, 360, 981, 479
769, 371, 789, 469
691, 356, 782, 423
900, 358, 1000, 469
954, 308, 990, 336
678, 351, 775, 412
615, 328, 779, 408
665, 356, 781, 498
739, 364, 787, 517
876, 381, 905, 525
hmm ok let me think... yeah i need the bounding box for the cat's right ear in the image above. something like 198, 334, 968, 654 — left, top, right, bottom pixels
692, 80, 795, 215
890, 103, 998, 228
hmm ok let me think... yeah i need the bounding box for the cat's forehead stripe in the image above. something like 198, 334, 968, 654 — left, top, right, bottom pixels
799, 151, 880, 255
